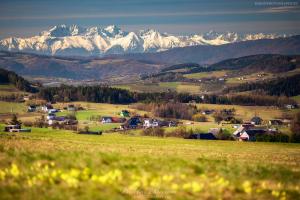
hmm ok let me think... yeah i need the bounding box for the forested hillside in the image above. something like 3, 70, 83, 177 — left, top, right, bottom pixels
0, 68, 37, 93
225, 73, 300, 97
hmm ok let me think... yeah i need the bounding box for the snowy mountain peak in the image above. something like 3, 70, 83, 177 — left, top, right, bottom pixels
40, 24, 84, 37
104, 25, 120, 33
0, 24, 289, 56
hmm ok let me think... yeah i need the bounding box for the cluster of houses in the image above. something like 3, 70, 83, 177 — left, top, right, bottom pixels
4, 124, 31, 133
119, 117, 176, 130
197, 76, 227, 83
101, 110, 177, 130
8, 102, 294, 141
188, 115, 292, 141
28, 104, 80, 113
28, 103, 79, 126
231, 116, 292, 141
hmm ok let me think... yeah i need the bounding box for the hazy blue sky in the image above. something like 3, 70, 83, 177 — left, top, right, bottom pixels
0, 0, 299, 38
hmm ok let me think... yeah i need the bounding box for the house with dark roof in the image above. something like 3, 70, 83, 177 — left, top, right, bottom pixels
121, 116, 142, 129
239, 129, 267, 141
120, 110, 130, 117
251, 116, 263, 125
268, 119, 283, 126
201, 110, 214, 115
41, 104, 53, 112
233, 123, 254, 136
4, 124, 31, 132
188, 133, 217, 140
27, 105, 36, 112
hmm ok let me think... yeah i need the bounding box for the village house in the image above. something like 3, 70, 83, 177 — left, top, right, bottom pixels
201, 109, 214, 115
233, 123, 267, 141
27, 105, 36, 112
251, 116, 263, 125
268, 119, 283, 126
120, 110, 130, 117
23, 95, 30, 101
4, 124, 31, 132
41, 104, 53, 112
285, 104, 297, 109
239, 129, 266, 141
48, 108, 59, 114
102, 117, 113, 124
282, 119, 291, 125
67, 104, 76, 111
188, 133, 217, 140
48, 116, 66, 125
120, 116, 142, 129
4, 124, 21, 132
233, 123, 255, 137
47, 113, 56, 120
168, 121, 177, 127
64, 119, 78, 125
143, 119, 158, 128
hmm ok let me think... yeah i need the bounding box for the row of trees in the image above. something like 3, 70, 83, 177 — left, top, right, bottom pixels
38, 84, 297, 107
38, 85, 135, 104
131, 102, 198, 120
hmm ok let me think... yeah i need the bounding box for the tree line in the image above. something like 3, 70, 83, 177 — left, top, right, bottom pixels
38, 84, 297, 107
38, 85, 135, 104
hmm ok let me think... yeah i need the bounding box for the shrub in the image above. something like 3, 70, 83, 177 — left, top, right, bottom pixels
216, 129, 235, 140
67, 113, 77, 120
230, 118, 243, 124
131, 102, 197, 120
212, 113, 223, 124
142, 127, 165, 137
34, 115, 47, 128
10, 114, 21, 125
89, 115, 101, 121
166, 127, 192, 138
192, 113, 207, 122
63, 125, 78, 131
256, 133, 290, 143
23, 121, 33, 127
83, 126, 89, 132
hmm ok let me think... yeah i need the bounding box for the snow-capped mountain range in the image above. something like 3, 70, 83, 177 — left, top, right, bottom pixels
0, 24, 288, 56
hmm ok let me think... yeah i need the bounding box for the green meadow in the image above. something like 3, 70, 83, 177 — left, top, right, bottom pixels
0, 98, 299, 199
0, 126, 300, 199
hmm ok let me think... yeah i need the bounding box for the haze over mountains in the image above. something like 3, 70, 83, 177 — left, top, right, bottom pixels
0, 34, 299, 81
117, 35, 300, 64
0, 24, 289, 57
0, 24, 299, 81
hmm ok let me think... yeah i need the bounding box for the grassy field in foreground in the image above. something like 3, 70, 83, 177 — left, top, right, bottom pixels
0, 126, 300, 200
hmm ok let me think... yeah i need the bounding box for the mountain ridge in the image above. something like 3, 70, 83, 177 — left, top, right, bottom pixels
113, 35, 300, 64
0, 24, 289, 57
